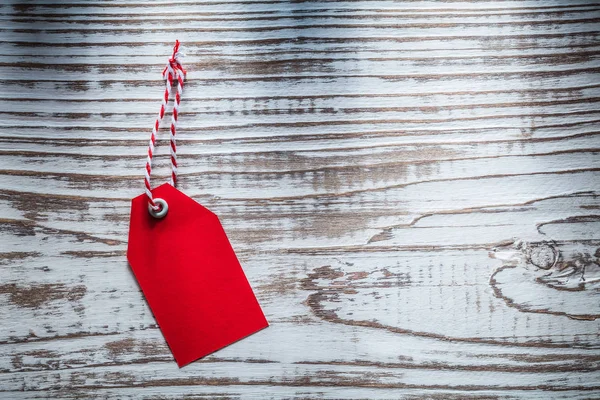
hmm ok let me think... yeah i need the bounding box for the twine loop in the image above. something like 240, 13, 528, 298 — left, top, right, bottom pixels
144, 40, 187, 217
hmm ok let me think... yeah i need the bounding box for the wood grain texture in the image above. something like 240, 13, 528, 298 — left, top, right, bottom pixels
1, 0, 599, 398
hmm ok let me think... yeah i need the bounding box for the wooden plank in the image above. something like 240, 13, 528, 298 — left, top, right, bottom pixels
1, 0, 599, 398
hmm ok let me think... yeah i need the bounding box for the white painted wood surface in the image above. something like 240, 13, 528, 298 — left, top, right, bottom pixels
1, 0, 599, 398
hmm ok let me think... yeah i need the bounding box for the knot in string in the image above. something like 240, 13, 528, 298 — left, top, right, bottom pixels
163, 40, 187, 80
144, 40, 187, 214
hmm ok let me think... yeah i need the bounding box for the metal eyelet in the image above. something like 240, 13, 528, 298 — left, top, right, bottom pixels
148, 198, 168, 219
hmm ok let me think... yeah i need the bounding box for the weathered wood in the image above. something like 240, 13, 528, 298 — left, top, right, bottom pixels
1, 0, 599, 398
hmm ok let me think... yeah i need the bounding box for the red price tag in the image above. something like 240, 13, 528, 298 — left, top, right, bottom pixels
127, 183, 269, 367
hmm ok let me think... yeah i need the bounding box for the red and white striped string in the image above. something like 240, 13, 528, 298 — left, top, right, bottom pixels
144, 40, 187, 211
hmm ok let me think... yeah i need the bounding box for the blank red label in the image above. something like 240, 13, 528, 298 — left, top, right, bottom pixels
127, 183, 268, 367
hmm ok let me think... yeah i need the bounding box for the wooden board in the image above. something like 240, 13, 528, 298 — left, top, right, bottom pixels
1, 0, 599, 398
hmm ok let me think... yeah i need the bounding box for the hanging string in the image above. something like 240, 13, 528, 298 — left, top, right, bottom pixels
144, 40, 187, 211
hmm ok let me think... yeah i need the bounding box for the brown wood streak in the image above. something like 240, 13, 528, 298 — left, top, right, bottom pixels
4, 1, 600, 11
6, 31, 600, 50
1, 0, 600, 398
7, 17, 600, 34
4, 66, 600, 81
0, 283, 86, 309
1, 82, 600, 101
9, 11, 600, 24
